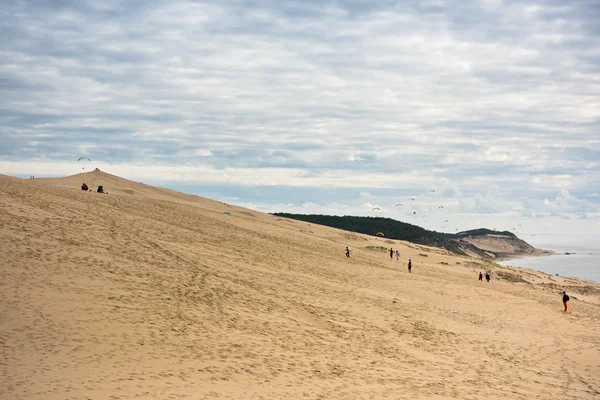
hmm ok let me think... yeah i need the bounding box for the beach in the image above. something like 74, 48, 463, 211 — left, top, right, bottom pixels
2, 172, 600, 399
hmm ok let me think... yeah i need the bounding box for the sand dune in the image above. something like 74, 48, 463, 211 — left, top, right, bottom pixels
1, 172, 599, 399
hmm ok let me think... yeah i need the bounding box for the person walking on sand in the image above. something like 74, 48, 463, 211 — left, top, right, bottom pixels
395, 250, 400, 261
345, 247, 350, 258
562, 291, 570, 312
479, 272, 483, 281
408, 259, 412, 273
485, 272, 490, 282
390, 248, 394, 260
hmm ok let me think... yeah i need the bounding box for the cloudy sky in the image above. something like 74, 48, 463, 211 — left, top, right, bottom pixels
1, 0, 599, 235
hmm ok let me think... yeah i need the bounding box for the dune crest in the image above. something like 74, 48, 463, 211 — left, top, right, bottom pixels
1, 173, 599, 399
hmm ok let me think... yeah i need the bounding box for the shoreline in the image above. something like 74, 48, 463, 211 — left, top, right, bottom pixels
497, 251, 599, 285
502, 263, 600, 287
494, 248, 557, 263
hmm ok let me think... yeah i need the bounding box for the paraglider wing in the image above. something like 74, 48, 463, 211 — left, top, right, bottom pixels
395, 203, 403, 207
376, 232, 385, 237
78, 157, 91, 162
438, 206, 444, 209
409, 198, 415, 202
372, 207, 381, 211
429, 189, 435, 193
444, 220, 449, 223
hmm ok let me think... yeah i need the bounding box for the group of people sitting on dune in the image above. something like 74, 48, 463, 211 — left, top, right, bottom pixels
81, 183, 105, 193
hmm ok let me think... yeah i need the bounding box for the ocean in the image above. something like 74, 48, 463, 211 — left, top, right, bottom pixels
499, 234, 600, 283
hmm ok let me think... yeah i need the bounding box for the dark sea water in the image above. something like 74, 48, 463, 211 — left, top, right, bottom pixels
499, 234, 600, 284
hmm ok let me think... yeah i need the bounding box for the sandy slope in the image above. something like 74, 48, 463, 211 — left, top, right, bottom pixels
458, 234, 554, 261
1, 172, 599, 400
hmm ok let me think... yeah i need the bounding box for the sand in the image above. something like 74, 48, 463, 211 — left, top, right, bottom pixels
458, 234, 555, 261
1, 171, 599, 400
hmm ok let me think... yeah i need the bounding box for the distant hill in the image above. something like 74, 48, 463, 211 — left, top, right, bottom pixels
455, 228, 515, 238
272, 213, 542, 260
272, 214, 451, 240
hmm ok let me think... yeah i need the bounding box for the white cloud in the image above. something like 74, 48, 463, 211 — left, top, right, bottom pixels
0, 0, 599, 233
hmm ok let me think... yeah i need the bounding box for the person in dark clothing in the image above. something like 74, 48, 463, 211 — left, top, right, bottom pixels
562, 291, 570, 312
485, 272, 490, 282
408, 259, 412, 273
82, 183, 88, 191
479, 272, 483, 281
97, 185, 104, 193
389, 248, 394, 260
345, 247, 350, 258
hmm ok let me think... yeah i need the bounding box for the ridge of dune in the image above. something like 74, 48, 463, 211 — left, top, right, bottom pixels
1, 173, 599, 399
37, 170, 225, 206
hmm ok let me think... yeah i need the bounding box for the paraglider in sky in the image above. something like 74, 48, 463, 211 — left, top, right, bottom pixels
517, 224, 522, 227
78, 157, 91, 170
444, 220, 449, 223
429, 189, 435, 193
409, 198, 415, 202
438, 206, 444, 209
395, 203, 403, 207
372, 207, 381, 212
376, 232, 384, 237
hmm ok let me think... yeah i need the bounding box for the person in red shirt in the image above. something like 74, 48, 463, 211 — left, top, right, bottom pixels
562, 291, 570, 312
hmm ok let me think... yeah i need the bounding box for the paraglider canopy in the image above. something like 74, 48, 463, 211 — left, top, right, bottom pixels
78, 157, 91, 170
376, 232, 384, 237
372, 207, 381, 211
